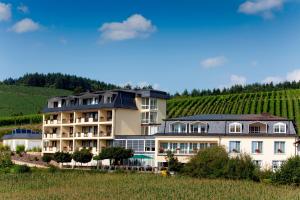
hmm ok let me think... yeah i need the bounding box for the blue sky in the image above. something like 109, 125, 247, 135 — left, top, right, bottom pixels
0, 0, 300, 93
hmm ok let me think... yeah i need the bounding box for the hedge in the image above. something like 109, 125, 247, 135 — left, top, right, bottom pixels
0, 114, 42, 126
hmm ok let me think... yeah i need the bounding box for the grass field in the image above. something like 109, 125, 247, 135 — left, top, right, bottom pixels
0, 84, 72, 117
0, 171, 300, 200
168, 89, 300, 133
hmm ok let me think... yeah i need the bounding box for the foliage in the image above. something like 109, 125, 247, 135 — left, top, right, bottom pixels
224, 154, 258, 180
165, 151, 182, 172
27, 147, 42, 152
72, 148, 93, 164
271, 156, 300, 185
182, 146, 229, 178
16, 145, 25, 155
53, 152, 72, 164
10, 165, 31, 173
0, 145, 13, 168
3, 73, 119, 93
97, 147, 133, 165
0, 84, 71, 117
0, 114, 42, 126
1, 172, 300, 199
42, 155, 53, 163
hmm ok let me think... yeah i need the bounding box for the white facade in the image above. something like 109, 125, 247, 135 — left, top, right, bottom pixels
3, 139, 42, 151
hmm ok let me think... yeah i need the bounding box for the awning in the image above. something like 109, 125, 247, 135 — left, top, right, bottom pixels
131, 155, 153, 159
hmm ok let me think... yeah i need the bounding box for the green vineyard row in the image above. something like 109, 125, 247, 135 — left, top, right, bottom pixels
167, 89, 300, 133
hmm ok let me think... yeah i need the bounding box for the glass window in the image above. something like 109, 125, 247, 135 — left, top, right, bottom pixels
229, 123, 242, 133
150, 99, 157, 110
114, 140, 126, 148
249, 126, 260, 133
141, 112, 149, 123
170, 143, 178, 153
274, 123, 286, 133
274, 141, 285, 154
127, 140, 144, 152
199, 143, 208, 150
252, 141, 263, 154
145, 140, 155, 152
150, 112, 157, 123
159, 142, 168, 153
171, 123, 186, 133
142, 98, 149, 109
179, 143, 188, 154
189, 143, 198, 153
229, 141, 240, 153
190, 123, 207, 133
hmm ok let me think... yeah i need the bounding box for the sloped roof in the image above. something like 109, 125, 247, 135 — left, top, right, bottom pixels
2, 129, 42, 140
167, 113, 288, 121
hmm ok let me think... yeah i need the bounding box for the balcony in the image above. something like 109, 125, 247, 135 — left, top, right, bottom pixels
62, 118, 74, 124
99, 131, 111, 137
62, 146, 73, 152
76, 132, 98, 138
61, 132, 74, 138
44, 119, 61, 125
43, 146, 59, 152
76, 117, 98, 124
44, 133, 60, 139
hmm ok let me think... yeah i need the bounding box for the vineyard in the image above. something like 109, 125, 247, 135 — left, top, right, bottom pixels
167, 89, 300, 133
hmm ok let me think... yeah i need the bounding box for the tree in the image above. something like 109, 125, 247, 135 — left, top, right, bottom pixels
0, 144, 13, 168
97, 147, 133, 166
53, 152, 72, 167
165, 151, 182, 172
42, 154, 53, 164
16, 145, 25, 156
72, 148, 93, 166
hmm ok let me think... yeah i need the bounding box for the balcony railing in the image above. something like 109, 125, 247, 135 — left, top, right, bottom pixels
99, 131, 111, 137
43, 146, 58, 152
44, 133, 60, 138
44, 120, 61, 125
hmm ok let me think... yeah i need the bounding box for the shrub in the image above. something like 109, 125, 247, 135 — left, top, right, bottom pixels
224, 154, 257, 180
165, 151, 182, 172
16, 145, 25, 155
183, 146, 229, 178
28, 147, 42, 152
96, 147, 133, 165
53, 152, 72, 164
42, 155, 53, 163
0, 145, 13, 168
10, 165, 31, 173
271, 156, 300, 185
73, 148, 93, 165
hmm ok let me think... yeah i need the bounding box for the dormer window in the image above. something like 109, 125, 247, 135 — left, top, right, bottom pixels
273, 123, 286, 133
190, 122, 207, 133
229, 122, 242, 133
105, 96, 113, 104
53, 101, 58, 108
170, 122, 187, 133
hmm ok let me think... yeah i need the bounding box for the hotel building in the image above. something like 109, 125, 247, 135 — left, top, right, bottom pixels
42, 89, 169, 162
155, 114, 299, 170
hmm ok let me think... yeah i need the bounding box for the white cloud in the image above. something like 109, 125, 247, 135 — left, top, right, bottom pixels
59, 38, 68, 45
98, 14, 156, 42
18, 4, 29, 14
11, 18, 40, 33
262, 76, 284, 84
238, 0, 284, 19
219, 74, 247, 88
201, 56, 227, 69
230, 74, 247, 86
286, 69, 300, 82
0, 2, 11, 21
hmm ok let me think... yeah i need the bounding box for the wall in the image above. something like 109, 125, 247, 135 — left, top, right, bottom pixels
114, 109, 140, 135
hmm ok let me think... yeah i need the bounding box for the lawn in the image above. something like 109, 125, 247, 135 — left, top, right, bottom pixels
0, 171, 300, 200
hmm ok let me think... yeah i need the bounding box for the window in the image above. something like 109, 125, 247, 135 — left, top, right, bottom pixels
114, 140, 126, 148
141, 112, 149, 123
190, 123, 207, 133
170, 122, 187, 133
273, 123, 286, 133
150, 99, 157, 110
253, 160, 262, 168
229, 141, 240, 153
150, 112, 157, 123
274, 141, 285, 154
170, 143, 178, 153
145, 140, 155, 152
105, 96, 113, 104
141, 98, 150, 109
272, 160, 284, 171
249, 126, 260, 133
179, 143, 188, 154
159, 143, 168, 153
127, 140, 144, 152
189, 143, 198, 153
229, 123, 242, 133
53, 101, 58, 108
252, 141, 263, 154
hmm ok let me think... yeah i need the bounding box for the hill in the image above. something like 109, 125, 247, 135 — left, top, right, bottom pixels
0, 84, 72, 117
167, 89, 300, 133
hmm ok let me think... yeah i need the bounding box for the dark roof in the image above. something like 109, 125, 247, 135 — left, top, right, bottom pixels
114, 135, 155, 139
2, 129, 42, 140
167, 114, 288, 121
154, 133, 298, 137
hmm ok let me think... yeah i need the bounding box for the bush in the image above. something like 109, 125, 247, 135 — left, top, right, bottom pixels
0, 114, 42, 126
271, 156, 300, 185
53, 152, 72, 164
183, 146, 229, 178
28, 147, 42, 152
16, 145, 25, 155
42, 155, 53, 163
0, 145, 13, 168
165, 151, 182, 172
224, 154, 257, 180
10, 165, 31, 173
